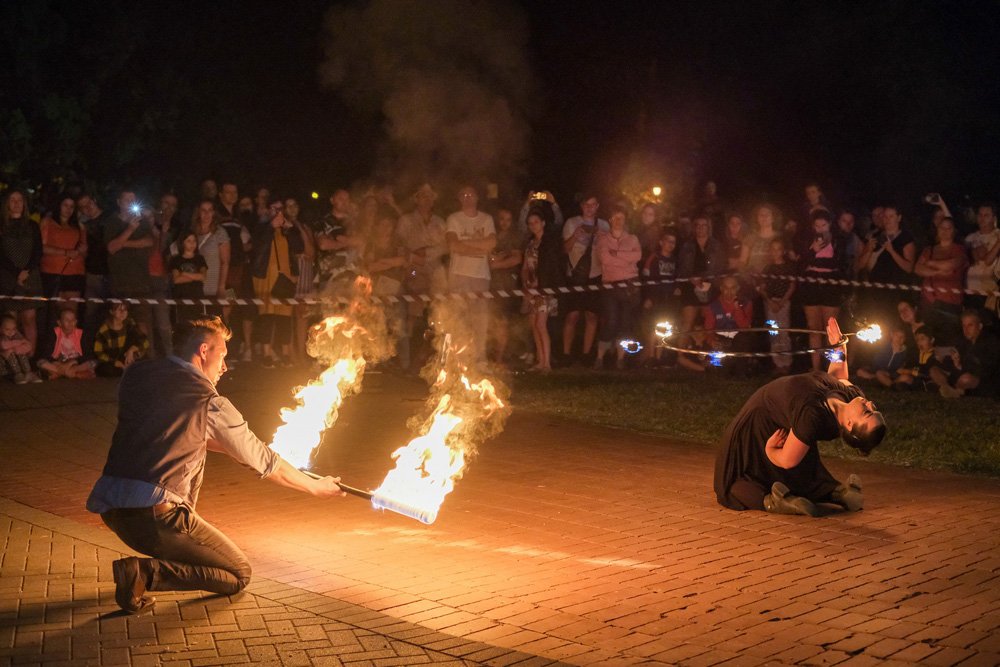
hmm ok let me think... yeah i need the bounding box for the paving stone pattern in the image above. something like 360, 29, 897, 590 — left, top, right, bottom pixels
1, 370, 999, 666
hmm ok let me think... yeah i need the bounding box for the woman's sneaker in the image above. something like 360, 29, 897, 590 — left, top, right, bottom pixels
763, 482, 820, 517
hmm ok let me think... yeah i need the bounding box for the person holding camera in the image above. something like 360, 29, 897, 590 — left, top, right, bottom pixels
857, 204, 916, 321
105, 189, 155, 339
930, 309, 1000, 398
799, 210, 845, 371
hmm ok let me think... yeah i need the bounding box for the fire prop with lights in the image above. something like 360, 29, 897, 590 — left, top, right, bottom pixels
619, 339, 644, 355
305, 370, 506, 525
654, 320, 883, 362
269, 316, 369, 470
273, 294, 510, 525
268, 276, 393, 469
343, 329, 509, 524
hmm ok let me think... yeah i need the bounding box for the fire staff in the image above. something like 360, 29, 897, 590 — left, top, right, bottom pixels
87, 316, 345, 614
714, 318, 887, 516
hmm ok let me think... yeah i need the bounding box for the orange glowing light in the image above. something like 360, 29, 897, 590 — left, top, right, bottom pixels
371, 373, 505, 524
269, 316, 367, 470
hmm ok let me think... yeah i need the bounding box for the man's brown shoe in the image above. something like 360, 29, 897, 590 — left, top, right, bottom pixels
112, 557, 155, 614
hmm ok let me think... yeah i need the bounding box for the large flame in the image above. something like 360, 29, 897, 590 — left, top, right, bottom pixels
269, 316, 367, 470
371, 372, 506, 522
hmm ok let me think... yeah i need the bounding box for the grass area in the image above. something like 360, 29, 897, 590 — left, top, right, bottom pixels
511, 369, 1000, 477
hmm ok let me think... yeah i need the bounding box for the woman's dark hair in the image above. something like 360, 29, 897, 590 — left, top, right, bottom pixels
810, 209, 833, 224
527, 203, 555, 227
53, 196, 79, 226
842, 412, 886, 455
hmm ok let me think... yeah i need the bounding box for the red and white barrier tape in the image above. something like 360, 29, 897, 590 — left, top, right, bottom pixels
2, 271, 997, 307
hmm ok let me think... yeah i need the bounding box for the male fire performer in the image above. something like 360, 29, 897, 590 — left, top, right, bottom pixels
714, 318, 886, 516
87, 316, 345, 614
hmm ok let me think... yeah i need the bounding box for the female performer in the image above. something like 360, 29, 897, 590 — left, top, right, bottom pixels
713, 317, 886, 516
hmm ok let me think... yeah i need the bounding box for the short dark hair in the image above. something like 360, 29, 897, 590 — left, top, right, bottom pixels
978, 201, 997, 215
174, 316, 232, 358
810, 209, 833, 224
843, 412, 886, 454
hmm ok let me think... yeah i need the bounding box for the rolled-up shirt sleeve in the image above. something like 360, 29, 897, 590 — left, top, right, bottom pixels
207, 395, 281, 478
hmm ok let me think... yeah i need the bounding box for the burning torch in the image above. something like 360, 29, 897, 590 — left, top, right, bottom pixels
301, 470, 439, 525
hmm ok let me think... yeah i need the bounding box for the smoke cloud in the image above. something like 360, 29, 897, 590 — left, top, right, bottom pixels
319, 0, 536, 190
415, 299, 511, 458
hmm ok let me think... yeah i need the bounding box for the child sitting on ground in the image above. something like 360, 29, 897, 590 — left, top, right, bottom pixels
893, 328, 941, 391
676, 324, 712, 372
37, 308, 96, 379
0, 313, 42, 384
94, 303, 149, 377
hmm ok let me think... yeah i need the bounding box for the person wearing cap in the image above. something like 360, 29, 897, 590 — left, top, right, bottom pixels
713, 317, 886, 516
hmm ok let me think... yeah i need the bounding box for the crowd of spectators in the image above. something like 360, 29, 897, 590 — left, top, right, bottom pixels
1, 178, 998, 398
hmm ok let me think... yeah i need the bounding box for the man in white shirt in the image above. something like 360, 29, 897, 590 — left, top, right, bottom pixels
446, 186, 496, 359
964, 202, 1000, 316
561, 195, 609, 364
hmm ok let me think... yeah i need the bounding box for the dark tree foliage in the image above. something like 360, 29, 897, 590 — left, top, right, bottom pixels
1, 0, 999, 207
0, 0, 361, 196
526, 0, 1000, 204
0, 2, 185, 183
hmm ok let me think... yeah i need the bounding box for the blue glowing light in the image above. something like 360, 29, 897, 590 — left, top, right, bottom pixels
824, 349, 844, 363
619, 339, 644, 354
766, 319, 779, 336
709, 351, 725, 367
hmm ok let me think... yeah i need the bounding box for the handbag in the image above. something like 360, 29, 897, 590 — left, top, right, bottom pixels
564, 222, 596, 286
269, 236, 297, 300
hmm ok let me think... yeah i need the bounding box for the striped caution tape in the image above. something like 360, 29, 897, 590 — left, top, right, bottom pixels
2, 271, 998, 307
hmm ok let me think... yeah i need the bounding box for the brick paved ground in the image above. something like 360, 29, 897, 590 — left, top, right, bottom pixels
1, 366, 999, 666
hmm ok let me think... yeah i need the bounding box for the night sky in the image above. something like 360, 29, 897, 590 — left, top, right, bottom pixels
3, 0, 1000, 214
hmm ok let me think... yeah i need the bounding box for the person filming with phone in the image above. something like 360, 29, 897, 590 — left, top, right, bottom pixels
105, 189, 155, 340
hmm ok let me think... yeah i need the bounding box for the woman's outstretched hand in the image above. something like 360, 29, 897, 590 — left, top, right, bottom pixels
826, 317, 844, 346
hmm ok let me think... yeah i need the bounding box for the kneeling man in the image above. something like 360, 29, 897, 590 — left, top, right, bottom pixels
88, 317, 345, 613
